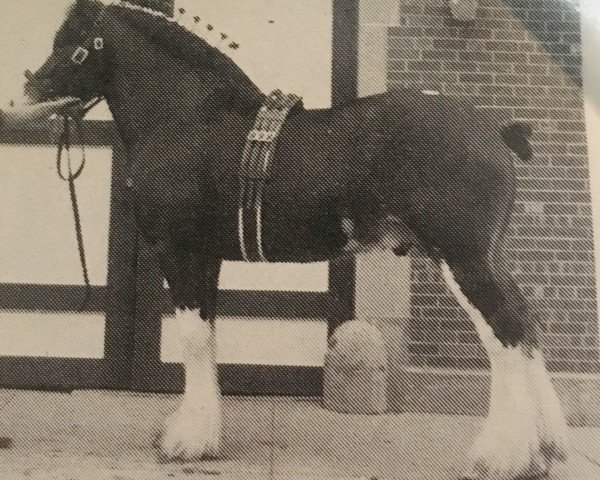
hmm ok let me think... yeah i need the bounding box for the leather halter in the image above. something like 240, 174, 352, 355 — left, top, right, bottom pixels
238, 90, 302, 262
49, 6, 108, 311
70, 4, 107, 67
56, 115, 90, 311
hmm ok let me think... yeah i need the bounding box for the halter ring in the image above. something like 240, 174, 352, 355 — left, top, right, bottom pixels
71, 47, 89, 64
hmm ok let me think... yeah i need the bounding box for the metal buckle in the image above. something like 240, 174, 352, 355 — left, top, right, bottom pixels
94, 38, 104, 50
71, 47, 89, 64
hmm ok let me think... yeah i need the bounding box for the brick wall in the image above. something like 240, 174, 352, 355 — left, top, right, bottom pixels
386, 0, 599, 372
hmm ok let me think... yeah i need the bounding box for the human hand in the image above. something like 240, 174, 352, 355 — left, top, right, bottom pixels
3, 97, 83, 129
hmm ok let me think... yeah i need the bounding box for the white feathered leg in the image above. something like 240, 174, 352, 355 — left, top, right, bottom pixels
160, 308, 221, 461
526, 349, 569, 464
441, 262, 559, 479
464, 345, 547, 479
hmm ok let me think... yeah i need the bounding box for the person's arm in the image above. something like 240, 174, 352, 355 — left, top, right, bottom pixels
0, 97, 82, 131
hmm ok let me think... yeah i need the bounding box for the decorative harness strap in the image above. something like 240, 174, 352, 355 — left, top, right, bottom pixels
238, 90, 302, 262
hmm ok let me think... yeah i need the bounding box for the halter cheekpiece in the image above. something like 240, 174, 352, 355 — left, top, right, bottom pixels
71, 35, 104, 64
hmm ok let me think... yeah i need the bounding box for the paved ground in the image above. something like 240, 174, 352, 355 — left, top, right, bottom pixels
0, 389, 599, 479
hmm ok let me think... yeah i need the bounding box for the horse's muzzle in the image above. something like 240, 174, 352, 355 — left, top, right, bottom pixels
23, 70, 56, 103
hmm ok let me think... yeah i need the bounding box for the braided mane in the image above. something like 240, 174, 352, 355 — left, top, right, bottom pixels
84, 0, 265, 113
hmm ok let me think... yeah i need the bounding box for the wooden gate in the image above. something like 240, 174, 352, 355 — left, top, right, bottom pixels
0, 122, 136, 390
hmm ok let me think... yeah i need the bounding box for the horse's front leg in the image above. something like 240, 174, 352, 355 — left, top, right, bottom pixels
159, 257, 222, 462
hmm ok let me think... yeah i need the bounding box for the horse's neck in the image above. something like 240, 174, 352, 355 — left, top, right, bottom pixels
103, 44, 220, 147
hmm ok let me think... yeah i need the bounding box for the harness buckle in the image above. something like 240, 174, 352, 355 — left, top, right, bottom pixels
94, 37, 104, 50
71, 47, 89, 65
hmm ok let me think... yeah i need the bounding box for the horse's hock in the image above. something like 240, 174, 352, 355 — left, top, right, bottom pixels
324, 320, 388, 414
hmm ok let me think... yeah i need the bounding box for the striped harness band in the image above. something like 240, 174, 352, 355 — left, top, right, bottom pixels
238, 89, 302, 262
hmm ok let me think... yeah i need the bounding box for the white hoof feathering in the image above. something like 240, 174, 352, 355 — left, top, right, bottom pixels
440, 262, 568, 479
464, 346, 547, 480
527, 349, 570, 463
160, 308, 221, 461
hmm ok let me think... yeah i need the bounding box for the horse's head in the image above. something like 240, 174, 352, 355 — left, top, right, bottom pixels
25, 0, 263, 125
24, 0, 111, 103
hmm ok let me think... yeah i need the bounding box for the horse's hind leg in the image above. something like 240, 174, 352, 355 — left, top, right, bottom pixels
440, 255, 568, 479
158, 255, 222, 462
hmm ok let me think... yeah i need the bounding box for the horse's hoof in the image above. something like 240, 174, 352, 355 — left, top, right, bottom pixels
157, 448, 221, 464
157, 448, 204, 464
158, 435, 220, 463
157, 439, 218, 464
158, 405, 221, 463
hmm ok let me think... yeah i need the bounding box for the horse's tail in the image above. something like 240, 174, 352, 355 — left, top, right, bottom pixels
501, 122, 533, 162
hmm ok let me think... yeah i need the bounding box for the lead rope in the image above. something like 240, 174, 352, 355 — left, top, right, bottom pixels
57, 114, 91, 311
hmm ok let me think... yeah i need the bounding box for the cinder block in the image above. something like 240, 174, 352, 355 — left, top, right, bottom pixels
323, 321, 388, 414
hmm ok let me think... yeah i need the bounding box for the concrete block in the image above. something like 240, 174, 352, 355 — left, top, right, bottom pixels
323, 321, 387, 414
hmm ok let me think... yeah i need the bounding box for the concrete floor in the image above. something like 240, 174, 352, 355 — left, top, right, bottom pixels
0, 390, 599, 479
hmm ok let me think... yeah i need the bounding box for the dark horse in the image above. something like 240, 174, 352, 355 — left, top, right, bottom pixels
25, 1, 569, 477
